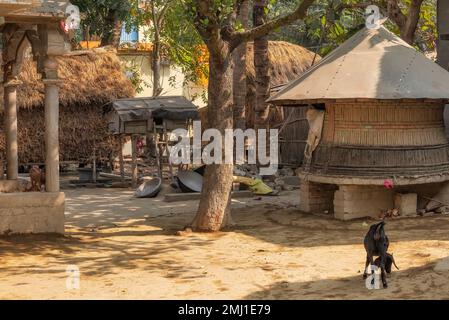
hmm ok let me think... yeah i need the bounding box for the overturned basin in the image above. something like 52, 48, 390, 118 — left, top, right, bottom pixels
135, 177, 162, 198
177, 171, 203, 193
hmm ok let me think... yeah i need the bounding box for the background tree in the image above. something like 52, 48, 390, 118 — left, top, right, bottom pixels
253, 0, 270, 130
72, 0, 134, 48
437, 0, 449, 69
386, 0, 425, 44
233, 0, 250, 130
269, 0, 436, 55
134, 0, 175, 97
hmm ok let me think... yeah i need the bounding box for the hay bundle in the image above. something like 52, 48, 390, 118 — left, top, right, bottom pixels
0, 48, 135, 164
198, 41, 319, 128
246, 41, 320, 128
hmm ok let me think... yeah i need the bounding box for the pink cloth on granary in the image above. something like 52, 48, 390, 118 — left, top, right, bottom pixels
384, 179, 394, 189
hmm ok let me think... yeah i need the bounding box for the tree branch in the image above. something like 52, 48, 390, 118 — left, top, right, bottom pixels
226, 0, 315, 50
401, 0, 424, 44
156, 0, 174, 29
387, 0, 407, 30
193, 0, 227, 61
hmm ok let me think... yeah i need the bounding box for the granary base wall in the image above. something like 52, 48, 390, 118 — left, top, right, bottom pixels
0, 192, 65, 235
299, 179, 449, 220
334, 185, 394, 220
299, 181, 337, 214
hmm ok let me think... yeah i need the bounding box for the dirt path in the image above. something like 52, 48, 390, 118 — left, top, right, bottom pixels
1, 188, 449, 299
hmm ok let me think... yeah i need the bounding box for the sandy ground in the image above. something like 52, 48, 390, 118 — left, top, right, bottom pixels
1, 188, 449, 300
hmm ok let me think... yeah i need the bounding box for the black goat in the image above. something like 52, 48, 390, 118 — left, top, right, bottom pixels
363, 221, 396, 288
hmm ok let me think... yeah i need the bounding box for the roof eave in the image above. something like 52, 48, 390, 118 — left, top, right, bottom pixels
268, 98, 449, 106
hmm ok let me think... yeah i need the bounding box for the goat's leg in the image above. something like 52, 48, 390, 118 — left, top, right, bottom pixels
363, 255, 371, 279
380, 255, 388, 288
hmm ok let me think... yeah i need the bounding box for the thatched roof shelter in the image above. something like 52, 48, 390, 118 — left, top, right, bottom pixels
0, 48, 135, 165
209, 40, 320, 128
1, 48, 134, 110
246, 41, 319, 90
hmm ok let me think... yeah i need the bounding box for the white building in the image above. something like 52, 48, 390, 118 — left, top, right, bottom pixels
118, 25, 206, 108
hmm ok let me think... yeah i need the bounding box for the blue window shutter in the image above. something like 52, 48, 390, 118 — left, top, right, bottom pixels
120, 25, 139, 43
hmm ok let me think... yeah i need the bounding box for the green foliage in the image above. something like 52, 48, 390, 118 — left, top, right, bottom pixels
132, 1, 207, 90
269, 0, 436, 56
414, 0, 437, 52
71, 0, 135, 40
122, 60, 151, 94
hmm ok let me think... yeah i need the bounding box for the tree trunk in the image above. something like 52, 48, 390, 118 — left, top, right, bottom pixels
400, 0, 423, 44
387, 0, 424, 45
190, 46, 234, 232
188, 0, 315, 232
152, 31, 163, 97
437, 0, 449, 70
233, 0, 250, 130
100, 9, 122, 48
253, 0, 270, 130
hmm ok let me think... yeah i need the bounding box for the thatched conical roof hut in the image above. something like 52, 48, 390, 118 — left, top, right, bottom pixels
270, 26, 449, 220
0, 48, 135, 165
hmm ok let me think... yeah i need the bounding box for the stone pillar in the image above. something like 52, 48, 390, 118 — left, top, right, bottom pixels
43, 57, 60, 192
3, 78, 21, 180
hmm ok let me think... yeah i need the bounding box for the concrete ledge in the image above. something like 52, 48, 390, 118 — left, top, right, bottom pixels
0, 192, 65, 235
0, 180, 21, 193
298, 171, 449, 186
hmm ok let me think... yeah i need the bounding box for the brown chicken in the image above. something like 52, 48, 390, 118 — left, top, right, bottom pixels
29, 166, 45, 192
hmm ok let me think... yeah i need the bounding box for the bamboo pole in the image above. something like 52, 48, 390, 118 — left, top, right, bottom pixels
0, 157, 4, 180
92, 143, 97, 183
131, 135, 138, 188
119, 135, 125, 184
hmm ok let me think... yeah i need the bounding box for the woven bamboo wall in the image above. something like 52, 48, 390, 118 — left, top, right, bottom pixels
310, 101, 449, 177
275, 107, 308, 166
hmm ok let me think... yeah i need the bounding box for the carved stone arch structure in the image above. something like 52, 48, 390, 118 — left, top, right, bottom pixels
0, 1, 72, 235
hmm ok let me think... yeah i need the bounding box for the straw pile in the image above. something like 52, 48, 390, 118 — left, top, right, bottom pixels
0, 48, 135, 164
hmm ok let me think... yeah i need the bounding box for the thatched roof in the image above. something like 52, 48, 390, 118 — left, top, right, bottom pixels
244, 41, 320, 128
0, 48, 135, 111
198, 41, 319, 128
246, 41, 320, 89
